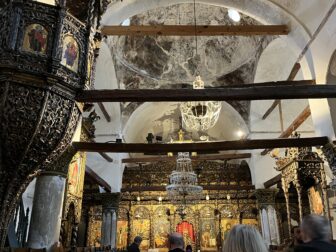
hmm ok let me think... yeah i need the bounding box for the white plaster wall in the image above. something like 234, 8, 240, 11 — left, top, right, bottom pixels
85, 41, 125, 192
33, 0, 55, 5
308, 6, 336, 140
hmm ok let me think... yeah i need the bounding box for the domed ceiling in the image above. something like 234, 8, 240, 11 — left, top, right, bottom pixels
106, 3, 274, 141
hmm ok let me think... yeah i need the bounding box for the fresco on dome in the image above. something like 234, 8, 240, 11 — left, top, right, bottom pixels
23, 24, 48, 54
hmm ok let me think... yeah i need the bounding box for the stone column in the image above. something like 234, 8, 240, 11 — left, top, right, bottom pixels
255, 189, 280, 246
101, 193, 120, 248
27, 148, 76, 251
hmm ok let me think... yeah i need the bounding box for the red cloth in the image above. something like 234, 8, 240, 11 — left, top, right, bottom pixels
176, 221, 195, 242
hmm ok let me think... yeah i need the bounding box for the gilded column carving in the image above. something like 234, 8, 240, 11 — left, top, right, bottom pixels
275, 145, 330, 239
283, 187, 292, 239
150, 210, 154, 249
295, 184, 303, 222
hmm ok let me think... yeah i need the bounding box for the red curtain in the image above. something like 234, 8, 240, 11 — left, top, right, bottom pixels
176, 221, 195, 242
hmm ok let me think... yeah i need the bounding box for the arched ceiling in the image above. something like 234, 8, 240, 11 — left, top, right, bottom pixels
106, 3, 274, 132
123, 101, 248, 144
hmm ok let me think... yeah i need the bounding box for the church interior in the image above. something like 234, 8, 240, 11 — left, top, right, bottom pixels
1, 0, 336, 251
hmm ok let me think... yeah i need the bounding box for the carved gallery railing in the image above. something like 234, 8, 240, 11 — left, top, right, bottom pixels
275, 147, 329, 237
0, 0, 102, 246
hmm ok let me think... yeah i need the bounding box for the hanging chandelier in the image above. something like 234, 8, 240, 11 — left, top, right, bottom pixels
178, 0, 221, 131
166, 152, 203, 207
180, 76, 222, 131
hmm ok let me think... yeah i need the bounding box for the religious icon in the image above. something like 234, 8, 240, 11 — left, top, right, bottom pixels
68, 156, 82, 196
200, 221, 216, 251
117, 220, 128, 249
61, 35, 79, 72
87, 206, 102, 247
176, 221, 195, 247
22, 24, 48, 54
132, 219, 150, 251
154, 219, 170, 248
308, 186, 324, 215
221, 219, 238, 241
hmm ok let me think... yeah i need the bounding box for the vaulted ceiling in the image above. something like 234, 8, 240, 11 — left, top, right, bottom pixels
107, 3, 274, 133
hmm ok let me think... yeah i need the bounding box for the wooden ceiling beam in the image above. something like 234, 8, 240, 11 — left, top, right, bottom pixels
73, 137, 328, 153
122, 153, 252, 163
101, 25, 289, 36
121, 185, 255, 192
76, 80, 323, 103
264, 174, 282, 188
261, 106, 311, 155
85, 165, 111, 192
262, 63, 302, 120
97, 102, 111, 122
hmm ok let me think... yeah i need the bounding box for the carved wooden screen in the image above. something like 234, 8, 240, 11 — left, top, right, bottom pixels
153, 206, 170, 251
132, 206, 150, 251
199, 206, 217, 251
87, 205, 102, 247
117, 207, 129, 250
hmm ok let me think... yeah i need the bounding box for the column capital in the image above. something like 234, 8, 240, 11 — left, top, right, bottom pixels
254, 189, 278, 209
101, 193, 121, 211
41, 146, 77, 177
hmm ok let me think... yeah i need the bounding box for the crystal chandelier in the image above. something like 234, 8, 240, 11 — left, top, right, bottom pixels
180, 76, 222, 131
166, 152, 203, 207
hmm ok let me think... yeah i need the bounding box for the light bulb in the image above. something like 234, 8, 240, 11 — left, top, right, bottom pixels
158, 196, 162, 202
137, 196, 141, 202
237, 130, 244, 138
206, 195, 210, 201
227, 194, 231, 200
121, 18, 130, 26
228, 9, 241, 22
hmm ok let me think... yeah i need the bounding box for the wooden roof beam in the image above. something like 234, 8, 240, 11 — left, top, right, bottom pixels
264, 174, 282, 188
121, 185, 255, 192
73, 137, 328, 153
262, 63, 302, 120
261, 106, 311, 155
101, 25, 289, 36
85, 165, 111, 192
76, 80, 323, 103
122, 153, 252, 163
